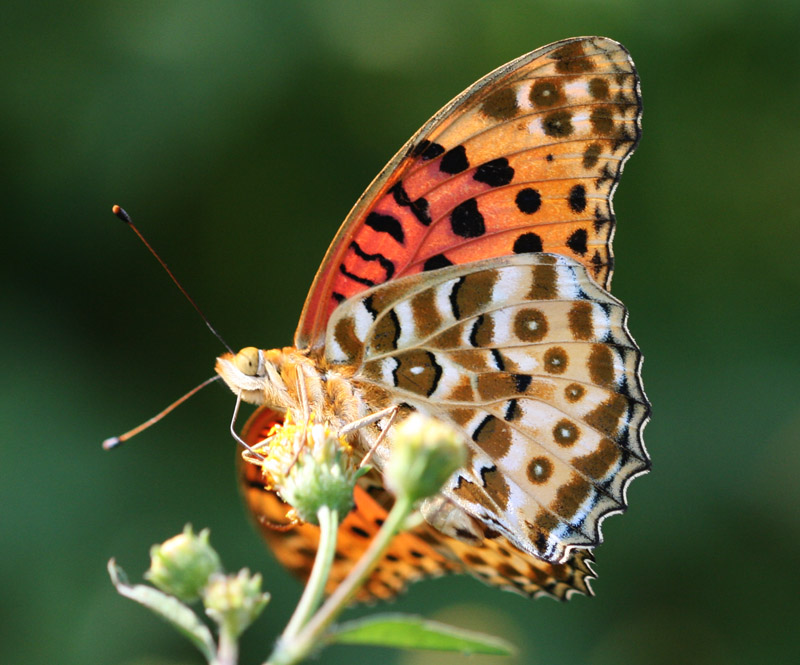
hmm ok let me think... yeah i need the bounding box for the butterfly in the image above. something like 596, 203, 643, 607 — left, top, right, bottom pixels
216, 36, 650, 601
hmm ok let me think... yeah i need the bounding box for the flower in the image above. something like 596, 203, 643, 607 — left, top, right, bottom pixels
247, 412, 360, 524
145, 525, 222, 602
385, 414, 467, 503
203, 569, 270, 637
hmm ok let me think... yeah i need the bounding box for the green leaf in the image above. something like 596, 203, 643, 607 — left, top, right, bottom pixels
329, 613, 514, 655
108, 559, 216, 661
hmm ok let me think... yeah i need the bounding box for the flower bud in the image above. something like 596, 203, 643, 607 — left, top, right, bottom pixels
385, 414, 467, 503
145, 525, 222, 603
203, 569, 270, 637
276, 422, 358, 524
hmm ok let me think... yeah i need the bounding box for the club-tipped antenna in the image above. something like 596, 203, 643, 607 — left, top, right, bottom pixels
103, 375, 221, 450
111, 205, 233, 354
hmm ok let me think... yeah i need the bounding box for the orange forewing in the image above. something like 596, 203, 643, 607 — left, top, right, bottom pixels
294, 37, 641, 350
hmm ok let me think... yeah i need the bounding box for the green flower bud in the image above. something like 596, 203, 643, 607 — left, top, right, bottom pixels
278, 423, 358, 524
145, 525, 222, 603
203, 569, 270, 638
385, 414, 467, 503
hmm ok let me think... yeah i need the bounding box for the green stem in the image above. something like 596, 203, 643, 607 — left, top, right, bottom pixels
267, 495, 414, 665
214, 621, 238, 665
280, 505, 339, 643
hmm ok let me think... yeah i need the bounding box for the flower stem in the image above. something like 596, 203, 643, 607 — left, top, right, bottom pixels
280, 505, 339, 644
214, 621, 238, 665
267, 495, 414, 665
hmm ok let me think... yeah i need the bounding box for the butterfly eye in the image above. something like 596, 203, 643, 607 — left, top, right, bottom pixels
234, 347, 262, 376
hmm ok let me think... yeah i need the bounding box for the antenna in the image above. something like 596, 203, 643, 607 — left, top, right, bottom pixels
103, 375, 221, 449
111, 205, 233, 354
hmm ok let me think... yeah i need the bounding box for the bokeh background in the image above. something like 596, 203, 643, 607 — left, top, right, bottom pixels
3, 1, 799, 664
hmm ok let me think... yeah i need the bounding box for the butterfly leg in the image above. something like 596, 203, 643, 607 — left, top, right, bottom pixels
336, 405, 400, 466
339, 405, 399, 439
230, 392, 266, 460
359, 406, 399, 468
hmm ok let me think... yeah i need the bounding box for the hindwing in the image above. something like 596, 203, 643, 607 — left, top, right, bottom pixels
326, 254, 649, 564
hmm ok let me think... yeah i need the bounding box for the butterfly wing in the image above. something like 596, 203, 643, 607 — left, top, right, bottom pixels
241, 36, 646, 600
295, 36, 641, 350
325, 254, 650, 564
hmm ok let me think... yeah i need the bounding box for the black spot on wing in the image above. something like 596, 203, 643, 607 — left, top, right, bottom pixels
339, 264, 376, 287
450, 199, 485, 238
390, 182, 431, 226
542, 110, 574, 137
513, 374, 532, 392
362, 294, 379, 319
449, 276, 466, 319
513, 232, 543, 254
474, 158, 514, 187
440, 145, 470, 174
568, 184, 587, 213
423, 253, 453, 271
469, 315, 485, 347
342, 240, 395, 286
413, 140, 445, 160
515, 188, 541, 214
504, 399, 521, 422
567, 228, 588, 256
390, 181, 411, 206
491, 349, 505, 371
471, 414, 496, 443
410, 197, 431, 225
365, 212, 405, 244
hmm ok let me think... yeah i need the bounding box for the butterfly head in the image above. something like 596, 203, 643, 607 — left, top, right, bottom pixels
215, 346, 291, 408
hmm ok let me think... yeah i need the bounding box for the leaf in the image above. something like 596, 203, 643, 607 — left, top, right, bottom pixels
329, 613, 514, 655
108, 559, 216, 661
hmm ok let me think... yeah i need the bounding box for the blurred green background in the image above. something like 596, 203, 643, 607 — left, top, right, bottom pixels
3, 1, 799, 663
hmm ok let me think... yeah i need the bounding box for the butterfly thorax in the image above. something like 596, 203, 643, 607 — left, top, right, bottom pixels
215, 346, 376, 443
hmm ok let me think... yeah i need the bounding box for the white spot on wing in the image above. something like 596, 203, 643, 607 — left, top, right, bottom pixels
526, 117, 543, 136
354, 302, 373, 341
491, 308, 512, 345
504, 481, 531, 521
515, 400, 553, 434
327, 318, 349, 362
382, 357, 398, 386
435, 281, 457, 329
503, 348, 539, 372
493, 266, 524, 304
554, 263, 581, 300
591, 302, 611, 341
393, 299, 415, 347
572, 109, 590, 125
515, 82, 532, 111
499, 429, 532, 468
441, 278, 462, 320
564, 79, 588, 98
